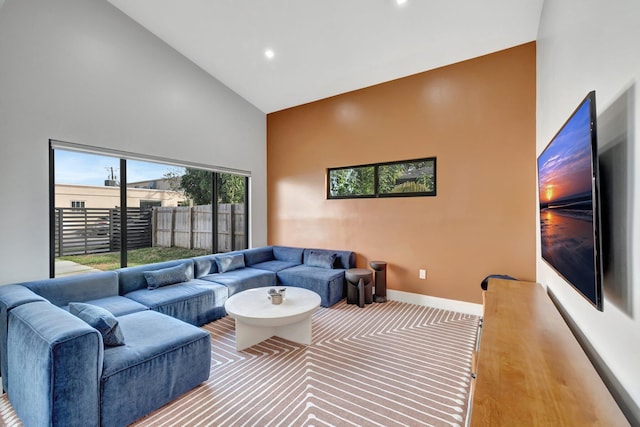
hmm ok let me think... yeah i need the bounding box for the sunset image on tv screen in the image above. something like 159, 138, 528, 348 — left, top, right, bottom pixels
537, 98, 597, 303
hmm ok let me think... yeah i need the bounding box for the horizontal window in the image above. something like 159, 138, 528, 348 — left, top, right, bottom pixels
327, 157, 436, 199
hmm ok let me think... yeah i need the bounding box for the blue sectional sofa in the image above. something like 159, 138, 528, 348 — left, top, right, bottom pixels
194, 246, 355, 307
0, 273, 211, 427
0, 245, 355, 427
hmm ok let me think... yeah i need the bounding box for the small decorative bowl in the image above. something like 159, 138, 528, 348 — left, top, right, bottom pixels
267, 288, 286, 305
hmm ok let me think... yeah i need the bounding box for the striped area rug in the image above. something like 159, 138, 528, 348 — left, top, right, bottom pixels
0, 300, 479, 427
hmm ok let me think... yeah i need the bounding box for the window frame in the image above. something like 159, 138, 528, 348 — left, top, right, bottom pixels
49, 140, 251, 277
326, 164, 376, 199
71, 200, 86, 209
327, 157, 437, 200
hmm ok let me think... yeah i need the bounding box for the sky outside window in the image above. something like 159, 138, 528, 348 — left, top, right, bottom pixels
55, 150, 184, 186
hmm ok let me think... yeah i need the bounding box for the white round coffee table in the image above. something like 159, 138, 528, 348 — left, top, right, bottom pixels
224, 287, 321, 351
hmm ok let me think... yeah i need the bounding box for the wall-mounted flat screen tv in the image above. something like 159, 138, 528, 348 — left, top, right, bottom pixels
537, 91, 603, 310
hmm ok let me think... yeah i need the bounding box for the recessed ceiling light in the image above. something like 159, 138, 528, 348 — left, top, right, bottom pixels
264, 49, 275, 60
396, 0, 407, 5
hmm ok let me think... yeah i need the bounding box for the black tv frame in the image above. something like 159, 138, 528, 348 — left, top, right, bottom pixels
537, 91, 603, 311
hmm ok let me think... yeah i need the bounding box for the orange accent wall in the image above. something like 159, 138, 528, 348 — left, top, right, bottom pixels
267, 42, 536, 304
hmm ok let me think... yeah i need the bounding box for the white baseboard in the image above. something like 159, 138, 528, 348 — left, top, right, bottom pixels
387, 290, 483, 316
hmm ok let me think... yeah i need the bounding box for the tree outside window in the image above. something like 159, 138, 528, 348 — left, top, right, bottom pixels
165, 168, 245, 204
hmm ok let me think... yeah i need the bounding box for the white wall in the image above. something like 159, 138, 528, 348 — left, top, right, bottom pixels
537, 0, 640, 416
0, 0, 267, 284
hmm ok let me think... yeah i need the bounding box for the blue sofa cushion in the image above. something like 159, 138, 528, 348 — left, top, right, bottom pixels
303, 248, 355, 270
8, 301, 103, 427
69, 302, 125, 347
277, 265, 346, 307
100, 310, 210, 427
144, 264, 189, 289
124, 281, 222, 326
75, 296, 148, 317
305, 250, 336, 269
242, 246, 274, 266
192, 255, 218, 277
199, 267, 277, 296
249, 260, 299, 272
216, 253, 245, 273
190, 278, 230, 302
22, 270, 119, 307
273, 246, 304, 263
0, 285, 48, 392
118, 260, 195, 294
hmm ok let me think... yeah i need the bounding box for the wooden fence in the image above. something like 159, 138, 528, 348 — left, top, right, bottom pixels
152, 204, 246, 252
54, 205, 244, 256
54, 207, 152, 256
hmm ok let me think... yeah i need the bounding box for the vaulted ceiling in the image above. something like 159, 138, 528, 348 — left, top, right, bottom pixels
107, 0, 544, 113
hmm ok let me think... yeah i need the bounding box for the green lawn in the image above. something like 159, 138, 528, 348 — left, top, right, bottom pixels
57, 247, 210, 271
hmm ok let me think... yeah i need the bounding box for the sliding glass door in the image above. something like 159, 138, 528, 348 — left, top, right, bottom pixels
216, 172, 248, 252
50, 142, 250, 277
52, 150, 122, 276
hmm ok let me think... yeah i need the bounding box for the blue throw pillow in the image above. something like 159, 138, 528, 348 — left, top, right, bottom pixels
273, 246, 304, 263
306, 251, 336, 269
144, 264, 188, 289
69, 302, 125, 347
216, 254, 245, 273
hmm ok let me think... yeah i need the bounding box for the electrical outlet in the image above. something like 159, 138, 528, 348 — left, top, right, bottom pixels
419, 269, 426, 280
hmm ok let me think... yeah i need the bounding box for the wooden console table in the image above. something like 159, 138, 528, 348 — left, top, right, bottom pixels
469, 279, 629, 426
